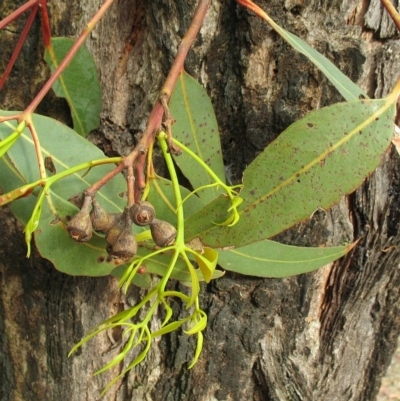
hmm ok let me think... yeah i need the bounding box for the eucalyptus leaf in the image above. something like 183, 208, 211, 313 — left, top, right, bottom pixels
245, 1, 367, 101
44, 37, 102, 137
169, 72, 226, 203
0, 112, 126, 212
0, 112, 127, 276
218, 240, 355, 277
185, 98, 394, 247
272, 25, 366, 101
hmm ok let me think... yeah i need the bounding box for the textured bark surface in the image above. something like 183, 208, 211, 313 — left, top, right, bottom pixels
1, 0, 400, 400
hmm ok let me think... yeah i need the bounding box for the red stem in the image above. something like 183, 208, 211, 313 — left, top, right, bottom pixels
86, 0, 211, 198
126, 165, 135, 207
134, 153, 147, 201
0, 6, 39, 90
160, 0, 210, 101
39, 0, 52, 47
0, 0, 38, 29
24, 0, 116, 115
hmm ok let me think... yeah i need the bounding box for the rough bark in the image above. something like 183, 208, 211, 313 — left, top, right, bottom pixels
1, 0, 400, 400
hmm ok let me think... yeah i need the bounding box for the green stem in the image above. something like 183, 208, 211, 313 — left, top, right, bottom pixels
0, 156, 122, 207
158, 132, 185, 243
0, 120, 26, 157
172, 137, 226, 188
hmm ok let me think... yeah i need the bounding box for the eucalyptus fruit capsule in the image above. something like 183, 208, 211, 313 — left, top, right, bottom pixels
105, 209, 137, 260
149, 219, 177, 247
131, 201, 156, 226
67, 196, 93, 242
90, 198, 116, 232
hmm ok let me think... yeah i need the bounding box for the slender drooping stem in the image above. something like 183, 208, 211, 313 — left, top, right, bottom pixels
23, 0, 116, 115
381, 0, 400, 32
86, 0, 211, 197
0, 5, 39, 89
159, 0, 211, 151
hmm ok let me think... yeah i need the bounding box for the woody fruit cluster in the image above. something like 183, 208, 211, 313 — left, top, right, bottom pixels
67, 196, 177, 259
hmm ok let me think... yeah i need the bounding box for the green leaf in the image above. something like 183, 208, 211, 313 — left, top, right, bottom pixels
44, 37, 102, 137
169, 72, 226, 203
185, 98, 395, 247
250, 3, 366, 101
0, 113, 125, 209
218, 240, 355, 277
274, 26, 366, 101
183, 194, 232, 241
0, 112, 128, 276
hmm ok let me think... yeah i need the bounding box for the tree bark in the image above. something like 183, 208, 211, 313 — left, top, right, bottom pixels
1, 0, 400, 400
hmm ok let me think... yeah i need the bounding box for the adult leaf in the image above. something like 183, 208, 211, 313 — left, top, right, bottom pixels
238, 0, 366, 101
169, 72, 226, 203
0, 113, 127, 276
0, 113, 219, 281
44, 37, 102, 137
0, 112, 125, 212
218, 240, 355, 278
185, 98, 395, 247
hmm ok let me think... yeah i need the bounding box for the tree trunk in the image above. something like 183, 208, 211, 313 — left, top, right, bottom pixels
1, 1, 400, 400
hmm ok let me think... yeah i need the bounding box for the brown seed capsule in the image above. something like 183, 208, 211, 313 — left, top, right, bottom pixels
90, 198, 116, 232
105, 210, 137, 260
67, 196, 93, 242
105, 214, 124, 249
149, 218, 177, 247
110, 227, 137, 260
68, 192, 84, 208
131, 201, 156, 226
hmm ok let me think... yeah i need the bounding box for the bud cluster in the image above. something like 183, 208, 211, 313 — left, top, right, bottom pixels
67, 195, 177, 260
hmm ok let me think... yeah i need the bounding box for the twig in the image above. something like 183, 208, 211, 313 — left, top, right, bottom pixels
0, 0, 52, 89
39, 0, 52, 47
381, 0, 400, 32
86, 0, 211, 198
0, 0, 38, 29
0, 5, 39, 90
27, 119, 46, 178
159, 0, 211, 152
126, 165, 135, 207
0, 0, 116, 178
23, 0, 116, 115
134, 153, 147, 201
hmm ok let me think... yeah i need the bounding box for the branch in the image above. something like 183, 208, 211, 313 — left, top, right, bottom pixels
86, 0, 211, 199
24, 0, 116, 114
